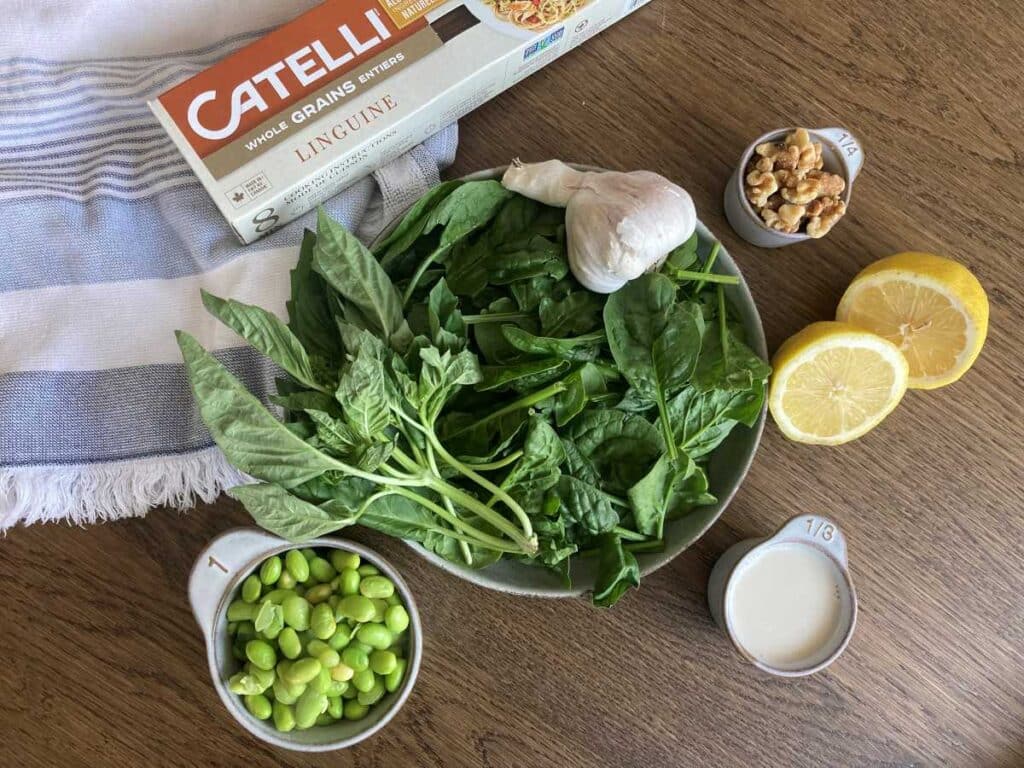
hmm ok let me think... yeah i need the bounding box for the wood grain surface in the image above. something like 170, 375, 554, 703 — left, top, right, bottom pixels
2, 1, 1023, 766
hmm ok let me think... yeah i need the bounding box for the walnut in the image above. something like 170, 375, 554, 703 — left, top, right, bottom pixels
806, 197, 847, 238
744, 170, 778, 208
772, 144, 800, 170
785, 127, 812, 149
763, 193, 785, 211
754, 155, 775, 173
806, 169, 845, 197
780, 177, 825, 205
778, 203, 806, 230
796, 144, 820, 174
761, 206, 801, 234
773, 169, 800, 189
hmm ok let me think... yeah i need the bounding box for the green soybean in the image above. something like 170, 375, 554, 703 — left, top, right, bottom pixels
234, 622, 255, 642
341, 645, 369, 672
351, 668, 376, 693
356, 623, 392, 650
278, 571, 297, 589
330, 551, 360, 572
358, 575, 395, 599
357, 564, 379, 577
385, 594, 401, 607
315, 712, 334, 726
301, 548, 317, 562
259, 555, 282, 585
295, 688, 327, 729
227, 671, 264, 696
278, 627, 302, 660
241, 575, 262, 603
272, 676, 303, 705
385, 605, 410, 635
337, 595, 375, 623
260, 589, 293, 605
285, 550, 310, 583
328, 625, 352, 651
226, 600, 258, 622
343, 700, 369, 721
309, 557, 336, 583
244, 694, 272, 720
316, 648, 341, 669
341, 685, 358, 700
330, 662, 355, 682
310, 603, 336, 640
326, 696, 344, 719
282, 595, 311, 631
325, 679, 348, 698
305, 584, 333, 604
245, 640, 276, 671
285, 657, 321, 686
338, 568, 361, 596
357, 679, 385, 706
311, 665, 332, 695
369, 650, 397, 676
247, 664, 275, 691
272, 701, 296, 732
384, 659, 407, 693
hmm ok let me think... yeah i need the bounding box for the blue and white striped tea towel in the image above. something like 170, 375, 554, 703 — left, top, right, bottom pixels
0, 0, 457, 530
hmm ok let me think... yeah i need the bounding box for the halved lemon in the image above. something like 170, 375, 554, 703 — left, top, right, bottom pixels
769, 322, 909, 445
836, 252, 988, 389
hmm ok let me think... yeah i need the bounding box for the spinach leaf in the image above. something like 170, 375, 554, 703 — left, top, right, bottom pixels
314, 208, 411, 350
374, 180, 463, 260
500, 417, 564, 511
556, 475, 618, 536
177, 331, 341, 488
288, 229, 342, 360
472, 299, 530, 366
445, 237, 491, 297
626, 454, 704, 539
554, 363, 608, 427
539, 291, 605, 337
478, 358, 571, 393
422, 180, 514, 250
663, 383, 765, 459
660, 231, 699, 284
200, 290, 325, 393
487, 235, 568, 285
692, 322, 772, 392
592, 534, 640, 608
229, 483, 359, 542
501, 327, 605, 362
438, 409, 528, 462
568, 409, 663, 493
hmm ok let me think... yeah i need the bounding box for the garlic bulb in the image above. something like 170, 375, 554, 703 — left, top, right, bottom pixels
502, 160, 697, 294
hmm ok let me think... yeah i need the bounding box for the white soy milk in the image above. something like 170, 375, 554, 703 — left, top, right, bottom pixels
727, 542, 845, 671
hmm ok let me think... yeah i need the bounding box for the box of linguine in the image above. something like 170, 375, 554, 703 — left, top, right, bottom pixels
149, 0, 654, 244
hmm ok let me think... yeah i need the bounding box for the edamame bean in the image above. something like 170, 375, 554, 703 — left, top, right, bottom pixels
284, 657, 321, 686
315, 712, 334, 726
330, 550, 360, 572
285, 550, 310, 583
272, 676, 303, 705
227, 671, 264, 696
326, 696, 344, 719
330, 662, 355, 682
385, 594, 401, 607
337, 595, 375, 623
241, 575, 262, 603
357, 679, 385, 706
316, 648, 340, 669
351, 668, 376, 693
371, 599, 387, 623
247, 664, 275, 691
310, 603, 336, 640
325, 679, 348, 698
278, 627, 302, 660
305, 584, 332, 604
357, 564, 379, 577
385, 605, 410, 635
234, 622, 255, 642
338, 568, 361, 596
341, 686, 358, 700
244, 694, 272, 720
369, 650, 397, 676
328, 625, 352, 651
281, 595, 311, 631
311, 665, 332, 695
259, 555, 282, 586
384, 658, 407, 693
301, 548, 316, 562
272, 701, 295, 732
260, 589, 293, 605
294, 688, 327, 729
309, 557, 335, 583
227, 600, 258, 622
356, 623, 392, 650
343, 700, 369, 721
341, 645, 369, 672
245, 640, 276, 671
278, 571, 297, 589
359, 575, 395, 599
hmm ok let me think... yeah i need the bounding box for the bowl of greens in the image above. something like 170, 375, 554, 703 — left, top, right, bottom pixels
178, 164, 768, 608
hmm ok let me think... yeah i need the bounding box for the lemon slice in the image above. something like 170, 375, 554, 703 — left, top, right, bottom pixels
769, 322, 909, 445
836, 252, 988, 389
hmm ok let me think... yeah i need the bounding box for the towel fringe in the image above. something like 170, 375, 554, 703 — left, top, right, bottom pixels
0, 447, 246, 532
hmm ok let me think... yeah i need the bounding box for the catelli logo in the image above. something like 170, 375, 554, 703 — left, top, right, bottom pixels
186, 10, 393, 141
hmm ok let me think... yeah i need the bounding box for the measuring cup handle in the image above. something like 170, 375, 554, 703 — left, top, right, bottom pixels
188, 527, 282, 638
773, 515, 849, 567
814, 127, 865, 184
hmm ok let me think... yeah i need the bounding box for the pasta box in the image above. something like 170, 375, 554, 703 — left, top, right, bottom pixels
149, 0, 655, 244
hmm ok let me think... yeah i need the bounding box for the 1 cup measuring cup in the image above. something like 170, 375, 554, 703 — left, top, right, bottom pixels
724, 126, 865, 248
707, 515, 857, 677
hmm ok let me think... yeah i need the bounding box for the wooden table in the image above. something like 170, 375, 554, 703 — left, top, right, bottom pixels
3, 2, 1023, 765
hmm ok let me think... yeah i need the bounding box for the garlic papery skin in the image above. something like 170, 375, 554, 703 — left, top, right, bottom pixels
501, 161, 697, 294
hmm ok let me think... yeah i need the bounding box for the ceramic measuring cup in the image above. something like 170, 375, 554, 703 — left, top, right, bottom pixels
707, 515, 857, 677
188, 528, 422, 751
724, 127, 865, 248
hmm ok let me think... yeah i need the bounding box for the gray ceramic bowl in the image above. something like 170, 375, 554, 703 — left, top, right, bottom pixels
377, 165, 767, 598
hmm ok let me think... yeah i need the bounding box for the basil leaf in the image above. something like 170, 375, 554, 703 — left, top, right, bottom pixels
427, 278, 466, 353
314, 208, 411, 350
229, 483, 358, 542
177, 332, 340, 488
270, 391, 340, 417
305, 409, 358, 457
288, 229, 342, 360
592, 534, 640, 608
200, 290, 324, 392
336, 343, 391, 441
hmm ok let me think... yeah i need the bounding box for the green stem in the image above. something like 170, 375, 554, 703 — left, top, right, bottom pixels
324, 455, 423, 488
693, 241, 722, 295
391, 488, 524, 554
388, 448, 422, 475
613, 525, 648, 542
461, 450, 523, 472
402, 244, 450, 306
426, 476, 537, 554
717, 285, 729, 358
577, 539, 665, 558
426, 428, 535, 541
462, 312, 531, 326
671, 269, 738, 286
448, 382, 567, 438
425, 442, 474, 566
656, 394, 679, 462
606, 494, 630, 509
